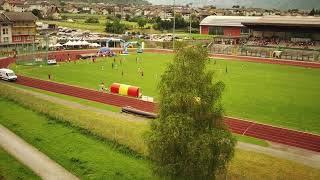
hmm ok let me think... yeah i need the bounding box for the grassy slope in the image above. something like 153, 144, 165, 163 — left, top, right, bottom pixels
44, 13, 156, 33
11, 52, 320, 134
0, 97, 153, 179
11, 83, 121, 112
0, 148, 40, 180
0, 96, 319, 179
9, 82, 269, 147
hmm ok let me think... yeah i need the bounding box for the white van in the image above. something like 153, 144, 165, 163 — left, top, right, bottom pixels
0, 68, 17, 81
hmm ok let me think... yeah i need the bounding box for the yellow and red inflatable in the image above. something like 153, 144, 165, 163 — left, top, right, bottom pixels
110, 83, 140, 98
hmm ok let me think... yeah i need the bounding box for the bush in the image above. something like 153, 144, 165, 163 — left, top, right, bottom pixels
105, 19, 127, 34
85, 17, 99, 24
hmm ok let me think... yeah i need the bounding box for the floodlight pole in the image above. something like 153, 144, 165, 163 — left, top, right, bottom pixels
173, 0, 176, 50
189, 4, 192, 36
45, 34, 49, 61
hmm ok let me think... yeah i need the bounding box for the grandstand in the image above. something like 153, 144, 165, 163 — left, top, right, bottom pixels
242, 16, 320, 50
200, 16, 261, 44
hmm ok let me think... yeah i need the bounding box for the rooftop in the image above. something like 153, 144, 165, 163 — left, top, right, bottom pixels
242, 16, 320, 27
200, 16, 262, 27
0, 13, 11, 24
3, 12, 37, 22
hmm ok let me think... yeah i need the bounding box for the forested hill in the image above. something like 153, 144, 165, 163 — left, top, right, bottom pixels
149, 0, 319, 10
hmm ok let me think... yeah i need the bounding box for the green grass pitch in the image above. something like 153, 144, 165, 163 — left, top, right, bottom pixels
11, 52, 320, 134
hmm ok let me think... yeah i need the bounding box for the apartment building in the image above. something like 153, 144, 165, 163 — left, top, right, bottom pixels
0, 11, 37, 47
0, 13, 12, 44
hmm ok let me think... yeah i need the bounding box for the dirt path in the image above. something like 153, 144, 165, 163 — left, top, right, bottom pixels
0, 125, 79, 180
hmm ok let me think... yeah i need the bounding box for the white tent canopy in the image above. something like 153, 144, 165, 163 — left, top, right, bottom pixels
81, 40, 91, 46
63, 40, 74, 46
54, 43, 63, 47
75, 40, 82, 46
89, 43, 101, 47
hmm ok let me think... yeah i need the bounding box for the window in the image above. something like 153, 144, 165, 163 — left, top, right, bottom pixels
3, 37, 9, 43
209, 27, 224, 36
27, 36, 33, 41
240, 27, 250, 34
2, 28, 8, 35
15, 36, 21, 41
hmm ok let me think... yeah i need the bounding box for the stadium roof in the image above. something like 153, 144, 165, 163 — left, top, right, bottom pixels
200, 16, 262, 27
242, 16, 320, 28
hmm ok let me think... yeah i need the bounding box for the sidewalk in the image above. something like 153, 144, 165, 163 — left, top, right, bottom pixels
0, 124, 79, 180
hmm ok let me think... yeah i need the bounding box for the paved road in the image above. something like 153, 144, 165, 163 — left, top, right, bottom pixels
0, 124, 79, 180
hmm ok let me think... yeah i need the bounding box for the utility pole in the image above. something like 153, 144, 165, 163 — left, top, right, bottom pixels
173, 0, 176, 50
189, 3, 192, 36
45, 35, 49, 61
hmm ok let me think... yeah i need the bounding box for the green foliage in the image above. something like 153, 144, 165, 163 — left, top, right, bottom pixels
105, 19, 127, 34
190, 14, 200, 29
85, 17, 99, 24
0, 97, 153, 179
0, 83, 149, 155
146, 46, 236, 179
125, 14, 131, 21
137, 17, 147, 29
32, 9, 42, 19
309, 8, 320, 16
153, 14, 189, 31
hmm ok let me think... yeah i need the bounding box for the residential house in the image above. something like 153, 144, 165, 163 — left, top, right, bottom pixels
1, 0, 26, 12
64, 4, 79, 14
180, 9, 192, 21
43, 5, 61, 20
2, 11, 37, 44
160, 9, 173, 20
0, 13, 12, 44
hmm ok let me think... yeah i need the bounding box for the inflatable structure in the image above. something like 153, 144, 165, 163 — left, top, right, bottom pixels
122, 42, 144, 54
97, 47, 116, 57
110, 83, 140, 98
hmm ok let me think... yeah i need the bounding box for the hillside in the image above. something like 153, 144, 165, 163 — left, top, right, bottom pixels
63, 0, 150, 5
150, 0, 319, 10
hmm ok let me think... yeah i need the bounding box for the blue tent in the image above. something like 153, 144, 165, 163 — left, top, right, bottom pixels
98, 47, 116, 57
99, 47, 111, 53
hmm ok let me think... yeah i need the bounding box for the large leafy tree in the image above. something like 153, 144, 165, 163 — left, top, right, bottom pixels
146, 45, 236, 179
137, 17, 147, 29
105, 19, 126, 34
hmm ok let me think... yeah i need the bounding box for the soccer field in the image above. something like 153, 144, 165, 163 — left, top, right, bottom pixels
11, 52, 320, 134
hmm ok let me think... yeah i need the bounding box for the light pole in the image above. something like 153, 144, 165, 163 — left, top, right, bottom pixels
189, 3, 192, 36
173, 0, 176, 50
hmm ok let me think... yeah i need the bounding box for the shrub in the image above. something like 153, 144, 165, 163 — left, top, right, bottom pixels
85, 17, 99, 24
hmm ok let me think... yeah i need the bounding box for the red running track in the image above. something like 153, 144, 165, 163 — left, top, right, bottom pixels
1, 50, 320, 152
211, 54, 320, 68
